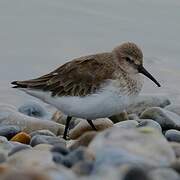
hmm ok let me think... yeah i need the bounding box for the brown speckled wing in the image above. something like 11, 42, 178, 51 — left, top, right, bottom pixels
12, 53, 116, 97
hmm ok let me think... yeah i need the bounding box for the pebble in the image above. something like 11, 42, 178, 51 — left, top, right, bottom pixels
0, 153, 6, 163
170, 159, 180, 174
170, 142, 180, 158
69, 118, 113, 139
114, 120, 138, 129
53, 147, 95, 169
51, 110, 67, 124
30, 129, 56, 138
33, 144, 53, 151
127, 95, 170, 115
149, 168, 180, 180
7, 149, 55, 170
0, 136, 8, 143
18, 101, 49, 119
69, 131, 97, 151
0, 141, 14, 157
52, 112, 84, 130
51, 145, 70, 156
72, 160, 94, 176
140, 107, 180, 130
165, 104, 180, 116
89, 127, 175, 168
137, 119, 162, 132
110, 111, 128, 123
128, 114, 139, 120
8, 144, 31, 156
0, 169, 50, 180
52, 152, 67, 166
165, 129, 180, 142
0, 164, 9, 174
10, 132, 31, 144
91, 166, 122, 180
67, 147, 95, 165
0, 126, 21, 140
30, 135, 66, 147
123, 166, 151, 180
0, 107, 64, 135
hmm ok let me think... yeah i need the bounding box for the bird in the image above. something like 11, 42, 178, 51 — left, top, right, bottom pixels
11, 42, 161, 139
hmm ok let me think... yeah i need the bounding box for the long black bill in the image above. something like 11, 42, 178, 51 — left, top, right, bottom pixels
138, 66, 161, 87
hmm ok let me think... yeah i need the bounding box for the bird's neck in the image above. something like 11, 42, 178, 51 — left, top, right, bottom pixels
113, 68, 143, 96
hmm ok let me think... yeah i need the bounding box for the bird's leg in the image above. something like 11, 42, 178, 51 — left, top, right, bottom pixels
63, 116, 72, 140
86, 119, 97, 130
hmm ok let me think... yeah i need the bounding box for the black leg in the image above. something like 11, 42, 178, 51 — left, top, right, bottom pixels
63, 116, 72, 140
86, 119, 97, 130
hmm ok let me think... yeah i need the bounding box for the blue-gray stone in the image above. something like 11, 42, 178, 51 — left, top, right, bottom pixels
137, 119, 162, 132
30, 135, 65, 147
51, 145, 69, 156
8, 144, 31, 156
55, 147, 93, 168
0, 125, 21, 140
0, 153, 6, 163
30, 129, 56, 137
72, 160, 94, 175
89, 127, 175, 169
127, 95, 170, 115
165, 104, 180, 116
140, 107, 180, 130
165, 129, 180, 142
94, 148, 150, 169
149, 168, 180, 180
114, 120, 138, 129
18, 101, 50, 119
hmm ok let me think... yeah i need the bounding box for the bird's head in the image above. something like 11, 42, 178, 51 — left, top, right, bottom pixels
113, 42, 161, 87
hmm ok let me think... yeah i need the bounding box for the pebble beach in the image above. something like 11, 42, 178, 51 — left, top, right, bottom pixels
0, 0, 180, 180
1, 95, 180, 180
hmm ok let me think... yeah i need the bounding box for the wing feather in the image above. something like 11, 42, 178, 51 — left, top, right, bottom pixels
12, 52, 116, 97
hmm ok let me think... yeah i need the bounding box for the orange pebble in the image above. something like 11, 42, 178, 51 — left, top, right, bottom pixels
10, 132, 31, 144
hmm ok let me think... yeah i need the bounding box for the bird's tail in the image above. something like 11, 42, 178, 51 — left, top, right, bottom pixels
11, 74, 52, 89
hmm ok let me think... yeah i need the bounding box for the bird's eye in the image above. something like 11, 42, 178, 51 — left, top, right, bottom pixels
125, 57, 132, 62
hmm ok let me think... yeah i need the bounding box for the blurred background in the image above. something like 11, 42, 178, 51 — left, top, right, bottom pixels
0, 0, 180, 106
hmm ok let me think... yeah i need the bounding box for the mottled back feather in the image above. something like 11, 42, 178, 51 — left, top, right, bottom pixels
12, 52, 117, 97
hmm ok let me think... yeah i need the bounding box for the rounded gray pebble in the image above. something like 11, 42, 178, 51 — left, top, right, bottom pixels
30, 135, 65, 147
140, 107, 180, 130
0, 153, 6, 163
30, 129, 56, 138
149, 168, 180, 180
137, 119, 162, 132
72, 160, 94, 175
0, 125, 21, 140
51, 145, 69, 156
165, 129, 180, 142
8, 144, 31, 156
114, 120, 138, 129
52, 152, 65, 164
128, 114, 139, 120
18, 101, 48, 118
53, 147, 92, 168
165, 104, 180, 116
66, 147, 89, 167
52, 152, 72, 168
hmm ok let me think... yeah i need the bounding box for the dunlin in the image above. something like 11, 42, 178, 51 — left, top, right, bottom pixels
12, 42, 161, 139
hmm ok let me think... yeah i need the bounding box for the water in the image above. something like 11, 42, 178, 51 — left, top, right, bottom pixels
0, 0, 180, 106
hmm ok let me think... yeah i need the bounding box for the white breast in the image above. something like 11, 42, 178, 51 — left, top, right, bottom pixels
22, 81, 136, 120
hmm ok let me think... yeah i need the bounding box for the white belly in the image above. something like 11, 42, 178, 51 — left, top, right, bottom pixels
22, 86, 134, 120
